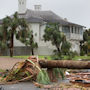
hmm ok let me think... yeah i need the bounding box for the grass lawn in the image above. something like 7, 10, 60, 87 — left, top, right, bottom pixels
13, 55, 90, 60
13, 55, 52, 60
72, 56, 90, 60
0, 55, 90, 60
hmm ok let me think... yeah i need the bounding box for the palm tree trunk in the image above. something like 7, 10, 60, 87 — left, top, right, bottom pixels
56, 45, 61, 54
39, 60, 90, 69
31, 48, 34, 55
57, 47, 60, 53
10, 31, 14, 57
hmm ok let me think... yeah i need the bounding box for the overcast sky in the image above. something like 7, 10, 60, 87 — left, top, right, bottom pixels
0, 0, 90, 28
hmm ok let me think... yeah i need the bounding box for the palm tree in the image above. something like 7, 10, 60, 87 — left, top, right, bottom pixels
43, 23, 70, 54
61, 40, 71, 55
2, 12, 28, 57
19, 30, 38, 55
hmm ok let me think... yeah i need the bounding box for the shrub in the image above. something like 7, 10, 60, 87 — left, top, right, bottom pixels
68, 51, 78, 60
80, 50, 85, 56
87, 53, 90, 56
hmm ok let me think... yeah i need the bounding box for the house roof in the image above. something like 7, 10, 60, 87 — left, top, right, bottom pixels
0, 9, 84, 27
18, 9, 84, 27
19, 9, 70, 25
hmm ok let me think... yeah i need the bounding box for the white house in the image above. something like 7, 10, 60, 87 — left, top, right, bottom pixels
0, 0, 85, 55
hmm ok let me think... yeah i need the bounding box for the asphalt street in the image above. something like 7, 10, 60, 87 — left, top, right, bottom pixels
0, 82, 44, 90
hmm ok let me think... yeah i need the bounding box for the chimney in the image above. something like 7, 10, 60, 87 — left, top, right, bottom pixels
34, 5, 41, 11
18, 0, 27, 14
64, 18, 68, 21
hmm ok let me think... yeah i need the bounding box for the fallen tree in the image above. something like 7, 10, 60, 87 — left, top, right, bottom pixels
39, 60, 90, 69
0, 57, 90, 87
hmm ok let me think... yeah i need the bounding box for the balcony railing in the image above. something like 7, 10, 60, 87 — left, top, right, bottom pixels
64, 33, 83, 40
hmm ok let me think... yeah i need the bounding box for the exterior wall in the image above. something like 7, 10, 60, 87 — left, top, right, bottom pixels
62, 25, 84, 54
13, 23, 55, 55
1, 47, 31, 56
28, 23, 40, 43
69, 40, 80, 54
70, 33, 83, 40
37, 23, 56, 55
13, 46, 31, 56
14, 36, 25, 47
37, 46, 54, 55
9, 23, 84, 55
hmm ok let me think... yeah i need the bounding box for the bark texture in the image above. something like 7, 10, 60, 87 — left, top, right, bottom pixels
39, 60, 90, 69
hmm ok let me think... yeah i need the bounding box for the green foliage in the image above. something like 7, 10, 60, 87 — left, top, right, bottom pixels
0, 42, 7, 49
22, 30, 38, 55
25, 71, 30, 77
80, 29, 90, 56
0, 12, 28, 56
51, 54, 63, 60
68, 51, 78, 60
61, 41, 71, 55
80, 50, 85, 56
88, 53, 90, 56
43, 23, 65, 53
11, 55, 90, 61
0, 27, 3, 37
43, 23, 71, 56
37, 69, 50, 85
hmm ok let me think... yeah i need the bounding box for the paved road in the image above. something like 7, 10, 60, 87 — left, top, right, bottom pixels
0, 57, 24, 70
0, 82, 44, 90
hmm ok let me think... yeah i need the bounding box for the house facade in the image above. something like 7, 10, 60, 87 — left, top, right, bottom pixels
0, 0, 84, 55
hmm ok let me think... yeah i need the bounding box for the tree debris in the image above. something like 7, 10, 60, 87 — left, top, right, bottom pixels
0, 57, 90, 89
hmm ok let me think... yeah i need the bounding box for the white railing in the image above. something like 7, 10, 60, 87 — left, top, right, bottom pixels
70, 33, 83, 40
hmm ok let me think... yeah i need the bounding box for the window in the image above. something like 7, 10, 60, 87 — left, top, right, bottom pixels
71, 26, 73, 33
75, 27, 77, 34
80, 30, 82, 34
62, 26, 70, 33
78, 27, 79, 34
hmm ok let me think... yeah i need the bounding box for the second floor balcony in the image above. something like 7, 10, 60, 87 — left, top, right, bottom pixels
62, 26, 83, 41
64, 33, 83, 41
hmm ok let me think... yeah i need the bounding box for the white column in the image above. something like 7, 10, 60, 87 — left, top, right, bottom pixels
59, 25, 62, 31
70, 26, 72, 33
73, 26, 75, 33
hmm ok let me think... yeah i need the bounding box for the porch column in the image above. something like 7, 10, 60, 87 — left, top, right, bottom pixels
70, 26, 72, 33
73, 26, 75, 33
59, 25, 62, 31
76, 27, 78, 34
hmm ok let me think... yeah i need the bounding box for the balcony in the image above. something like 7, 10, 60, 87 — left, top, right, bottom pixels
70, 33, 83, 40
65, 33, 83, 41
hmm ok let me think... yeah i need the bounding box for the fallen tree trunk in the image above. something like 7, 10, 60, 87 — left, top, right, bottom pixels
39, 60, 90, 69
